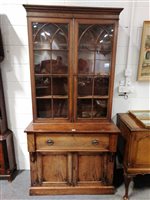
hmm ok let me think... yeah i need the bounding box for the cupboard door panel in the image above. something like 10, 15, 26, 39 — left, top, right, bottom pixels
42, 153, 68, 183
77, 153, 106, 185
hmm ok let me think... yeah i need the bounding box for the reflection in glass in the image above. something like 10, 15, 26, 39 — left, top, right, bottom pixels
34, 51, 68, 74
78, 52, 94, 74
33, 23, 68, 50
78, 77, 93, 97
78, 24, 113, 76
95, 60, 110, 75
77, 99, 92, 118
94, 77, 109, 96
34, 51, 50, 74
93, 99, 107, 118
52, 77, 68, 95
79, 24, 114, 51
52, 30, 67, 50
53, 99, 68, 118
35, 76, 51, 97
52, 52, 68, 74
37, 99, 51, 118
95, 52, 111, 75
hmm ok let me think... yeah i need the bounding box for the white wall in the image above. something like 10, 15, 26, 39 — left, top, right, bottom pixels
0, 0, 149, 169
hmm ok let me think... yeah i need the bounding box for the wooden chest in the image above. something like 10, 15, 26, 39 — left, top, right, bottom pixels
117, 113, 150, 200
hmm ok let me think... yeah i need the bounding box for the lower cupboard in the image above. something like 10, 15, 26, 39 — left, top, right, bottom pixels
25, 123, 119, 195
30, 151, 115, 195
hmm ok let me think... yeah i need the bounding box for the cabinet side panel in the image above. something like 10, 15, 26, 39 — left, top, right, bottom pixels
27, 133, 35, 152
131, 134, 150, 166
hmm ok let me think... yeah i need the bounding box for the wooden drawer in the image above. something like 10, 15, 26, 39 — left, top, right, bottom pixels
36, 134, 109, 151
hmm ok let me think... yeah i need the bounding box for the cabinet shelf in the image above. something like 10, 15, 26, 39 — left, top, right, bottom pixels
35, 74, 68, 77
78, 49, 111, 53
36, 95, 68, 99
36, 86, 49, 89
75, 74, 110, 77
34, 48, 68, 51
77, 96, 109, 99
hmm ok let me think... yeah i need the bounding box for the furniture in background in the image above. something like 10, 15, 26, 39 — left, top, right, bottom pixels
0, 29, 16, 180
24, 5, 122, 195
117, 112, 150, 200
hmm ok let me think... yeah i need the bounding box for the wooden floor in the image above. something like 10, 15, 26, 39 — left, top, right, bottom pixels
0, 170, 150, 200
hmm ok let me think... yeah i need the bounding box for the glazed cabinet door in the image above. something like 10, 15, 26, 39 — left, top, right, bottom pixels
28, 18, 73, 122
74, 19, 117, 121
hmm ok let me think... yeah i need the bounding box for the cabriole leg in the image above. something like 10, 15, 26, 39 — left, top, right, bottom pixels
123, 173, 132, 200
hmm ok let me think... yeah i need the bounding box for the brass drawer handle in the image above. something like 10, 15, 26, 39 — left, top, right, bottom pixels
92, 139, 99, 145
46, 139, 54, 146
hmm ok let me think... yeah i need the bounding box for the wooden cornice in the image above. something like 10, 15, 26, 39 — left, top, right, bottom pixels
23, 4, 123, 19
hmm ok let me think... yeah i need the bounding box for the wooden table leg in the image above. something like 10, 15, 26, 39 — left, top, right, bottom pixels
123, 173, 132, 200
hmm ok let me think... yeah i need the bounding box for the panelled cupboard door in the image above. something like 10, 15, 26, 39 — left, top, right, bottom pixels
28, 18, 73, 122
74, 19, 118, 121
76, 153, 111, 186
34, 152, 114, 187
36, 152, 70, 187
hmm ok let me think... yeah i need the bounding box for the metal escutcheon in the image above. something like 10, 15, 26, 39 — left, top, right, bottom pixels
92, 139, 99, 145
46, 139, 54, 146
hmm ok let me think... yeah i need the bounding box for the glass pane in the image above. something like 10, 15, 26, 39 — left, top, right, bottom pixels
93, 99, 107, 118
34, 51, 68, 74
78, 52, 94, 74
53, 99, 68, 118
94, 77, 109, 96
33, 23, 68, 50
33, 23, 57, 49
34, 51, 50, 74
78, 77, 93, 97
35, 76, 51, 97
79, 24, 99, 50
52, 77, 68, 95
79, 24, 114, 51
37, 99, 51, 118
96, 32, 113, 54
52, 51, 68, 74
78, 24, 114, 75
52, 29, 68, 50
95, 53, 111, 75
77, 99, 92, 118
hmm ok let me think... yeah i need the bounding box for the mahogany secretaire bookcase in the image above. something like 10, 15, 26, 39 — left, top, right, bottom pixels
23, 5, 123, 195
